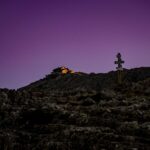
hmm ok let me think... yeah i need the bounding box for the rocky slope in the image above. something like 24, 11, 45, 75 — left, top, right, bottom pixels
0, 67, 150, 150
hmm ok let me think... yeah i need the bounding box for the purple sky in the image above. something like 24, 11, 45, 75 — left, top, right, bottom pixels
0, 0, 150, 89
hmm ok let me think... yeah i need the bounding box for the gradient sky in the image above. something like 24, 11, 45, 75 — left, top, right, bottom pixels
0, 0, 150, 89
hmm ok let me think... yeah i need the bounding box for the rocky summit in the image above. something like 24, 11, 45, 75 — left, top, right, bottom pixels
0, 67, 150, 150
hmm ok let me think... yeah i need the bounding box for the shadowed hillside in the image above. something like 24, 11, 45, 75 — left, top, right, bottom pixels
0, 67, 150, 150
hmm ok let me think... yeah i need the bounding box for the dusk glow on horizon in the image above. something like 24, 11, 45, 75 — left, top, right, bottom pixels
0, 0, 150, 89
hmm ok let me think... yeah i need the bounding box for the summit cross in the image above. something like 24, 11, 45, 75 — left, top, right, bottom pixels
114, 53, 125, 84
114, 53, 124, 71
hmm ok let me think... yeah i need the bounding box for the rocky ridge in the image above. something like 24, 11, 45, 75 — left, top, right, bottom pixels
0, 67, 150, 150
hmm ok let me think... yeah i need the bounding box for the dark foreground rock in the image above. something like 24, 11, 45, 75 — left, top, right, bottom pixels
0, 67, 150, 150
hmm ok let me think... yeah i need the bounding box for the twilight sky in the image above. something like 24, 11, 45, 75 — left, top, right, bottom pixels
0, 0, 150, 89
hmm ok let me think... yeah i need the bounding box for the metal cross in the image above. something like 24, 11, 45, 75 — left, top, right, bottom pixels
114, 53, 125, 84
114, 53, 124, 70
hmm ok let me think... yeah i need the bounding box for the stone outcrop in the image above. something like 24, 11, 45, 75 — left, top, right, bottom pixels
52, 66, 74, 74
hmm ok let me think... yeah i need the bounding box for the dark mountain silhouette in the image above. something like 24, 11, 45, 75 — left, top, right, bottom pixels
0, 67, 150, 150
